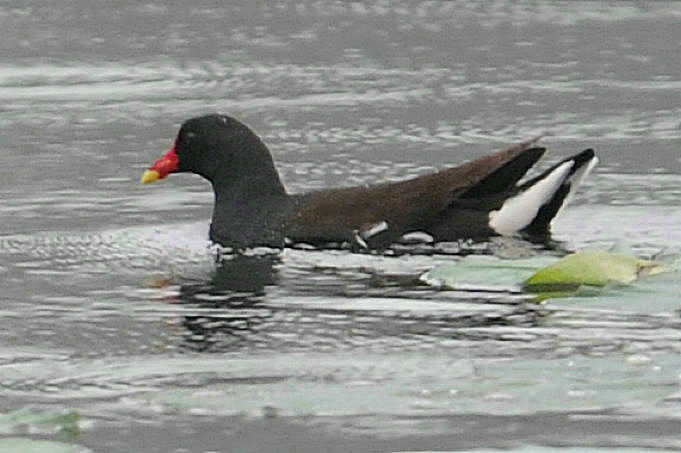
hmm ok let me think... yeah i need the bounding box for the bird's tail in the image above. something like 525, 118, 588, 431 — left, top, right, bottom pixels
488, 149, 598, 238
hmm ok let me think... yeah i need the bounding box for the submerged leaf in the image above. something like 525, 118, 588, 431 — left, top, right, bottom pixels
0, 438, 89, 453
0, 407, 80, 438
420, 255, 556, 292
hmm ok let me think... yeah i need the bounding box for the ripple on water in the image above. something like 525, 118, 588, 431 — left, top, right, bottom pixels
2, 0, 681, 448
2, 350, 681, 429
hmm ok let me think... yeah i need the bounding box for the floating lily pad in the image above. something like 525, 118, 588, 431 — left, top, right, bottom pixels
524, 250, 667, 293
421, 250, 671, 301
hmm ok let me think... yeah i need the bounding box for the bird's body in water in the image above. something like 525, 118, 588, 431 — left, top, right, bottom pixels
141, 114, 598, 251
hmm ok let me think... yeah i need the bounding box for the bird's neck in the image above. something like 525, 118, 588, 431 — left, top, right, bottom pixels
209, 176, 291, 249
212, 169, 287, 204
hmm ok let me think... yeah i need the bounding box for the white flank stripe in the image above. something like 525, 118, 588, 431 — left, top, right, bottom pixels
489, 161, 574, 235
353, 231, 369, 249
361, 220, 389, 239
400, 231, 435, 243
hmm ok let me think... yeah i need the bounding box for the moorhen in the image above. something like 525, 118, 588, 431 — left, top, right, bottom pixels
141, 114, 597, 250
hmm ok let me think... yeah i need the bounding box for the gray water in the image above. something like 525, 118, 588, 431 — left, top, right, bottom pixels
2, 1, 681, 452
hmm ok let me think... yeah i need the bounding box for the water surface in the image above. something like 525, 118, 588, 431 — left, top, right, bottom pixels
2, 1, 681, 452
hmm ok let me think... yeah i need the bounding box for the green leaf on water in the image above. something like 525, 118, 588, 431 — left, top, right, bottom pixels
421, 250, 671, 301
524, 250, 666, 290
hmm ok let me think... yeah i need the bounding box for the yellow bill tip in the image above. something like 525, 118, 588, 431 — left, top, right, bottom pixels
140, 169, 161, 184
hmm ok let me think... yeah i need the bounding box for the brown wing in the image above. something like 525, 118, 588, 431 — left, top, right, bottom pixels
284, 137, 543, 244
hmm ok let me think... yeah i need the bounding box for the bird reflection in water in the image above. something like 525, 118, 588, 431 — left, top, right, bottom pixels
173, 252, 280, 352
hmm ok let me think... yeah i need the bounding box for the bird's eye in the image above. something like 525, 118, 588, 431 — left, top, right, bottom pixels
179, 131, 196, 145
